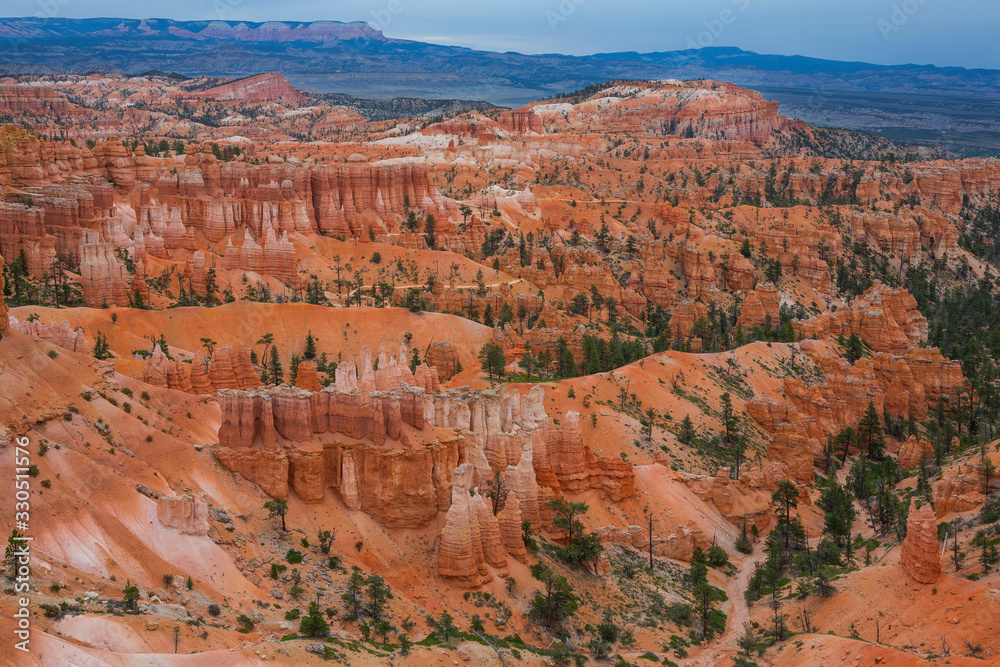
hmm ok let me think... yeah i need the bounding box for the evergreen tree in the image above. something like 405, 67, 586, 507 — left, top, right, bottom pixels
341, 567, 366, 621
545, 498, 604, 569
434, 611, 458, 643
263, 498, 288, 531
424, 213, 436, 248
92, 331, 112, 359
678, 415, 696, 446
4, 530, 24, 577
771, 480, 799, 550
122, 580, 140, 610
818, 473, 856, 557
299, 601, 329, 637
303, 332, 317, 360
859, 402, 885, 459
720, 392, 745, 478
498, 302, 514, 328
528, 563, 579, 629
268, 345, 284, 385
365, 574, 393, 622
478, 343, 506, 380
844, 333, 865, 363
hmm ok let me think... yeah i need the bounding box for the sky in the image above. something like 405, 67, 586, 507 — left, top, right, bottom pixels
9, 0, 1000, 70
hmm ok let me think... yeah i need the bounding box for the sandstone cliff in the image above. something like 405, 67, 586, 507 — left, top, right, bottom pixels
794, 282, 928, 353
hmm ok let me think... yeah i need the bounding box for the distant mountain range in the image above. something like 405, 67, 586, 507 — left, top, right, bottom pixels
2, 17, 999, 155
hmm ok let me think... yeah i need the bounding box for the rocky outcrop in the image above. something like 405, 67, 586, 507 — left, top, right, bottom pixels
295, 360, 323, 392
596, 520, 709, 562
496, 492, 528, 562
425, 340, 461, 381
142, 347, 193, 393
213, 353, 632, 554
6, 317, 84, 351
901, 500, 941, 584
131, 258, 150, 305
672, 300, 709, 340
80, 242, 130, 307
437, 464, 491, 587
682, 463, 806, 530
737, 283, 780, 332
0, 84, 79, 115
156, 494, 209, 536
142, 343, 258, 394
794, 282, 928, 353
214, 380, 459, 526
542, 411, 635, 500
898, 436, 934, 469
749, 340, 965, 475
499, 110, 542, 134
187, 72, 306, 103
221, 223, 297, 287
933, 459, 999, 517
311, 160, 455, 237
207, 344, 259, 391
543, 81, 791, 143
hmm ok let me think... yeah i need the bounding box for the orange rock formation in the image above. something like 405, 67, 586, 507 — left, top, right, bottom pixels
900, 500, 942, 584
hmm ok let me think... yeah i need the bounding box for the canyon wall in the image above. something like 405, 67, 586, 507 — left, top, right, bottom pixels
212, 344, 634, 585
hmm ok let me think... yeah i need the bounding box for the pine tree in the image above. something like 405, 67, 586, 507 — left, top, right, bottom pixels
342, 567, 366, 621
818, 473, 856, 556
721, 392, 745, 478
771, 480, 799, 550
365, 574, 393, 622
736, 519, 752, 554
859, 402, 885, 459
693, 580, 721, 638
299, 601, 329, 637
528, 563, 579, 629
268, 345, 284, 385
92, 331, 112, 359
4, 530, 24, 577
678, 414, 696, 446
844, 333, 865, 363
122, 580, 140, 610
478, 343, 506, 380
424, 213, 436, 248
304, 332, 317, 360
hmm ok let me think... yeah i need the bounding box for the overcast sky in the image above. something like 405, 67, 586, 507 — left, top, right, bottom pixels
9, 0, 999, 70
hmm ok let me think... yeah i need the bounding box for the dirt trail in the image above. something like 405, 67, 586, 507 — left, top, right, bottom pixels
684, 544, 769, 665
717, 546, 769, 650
